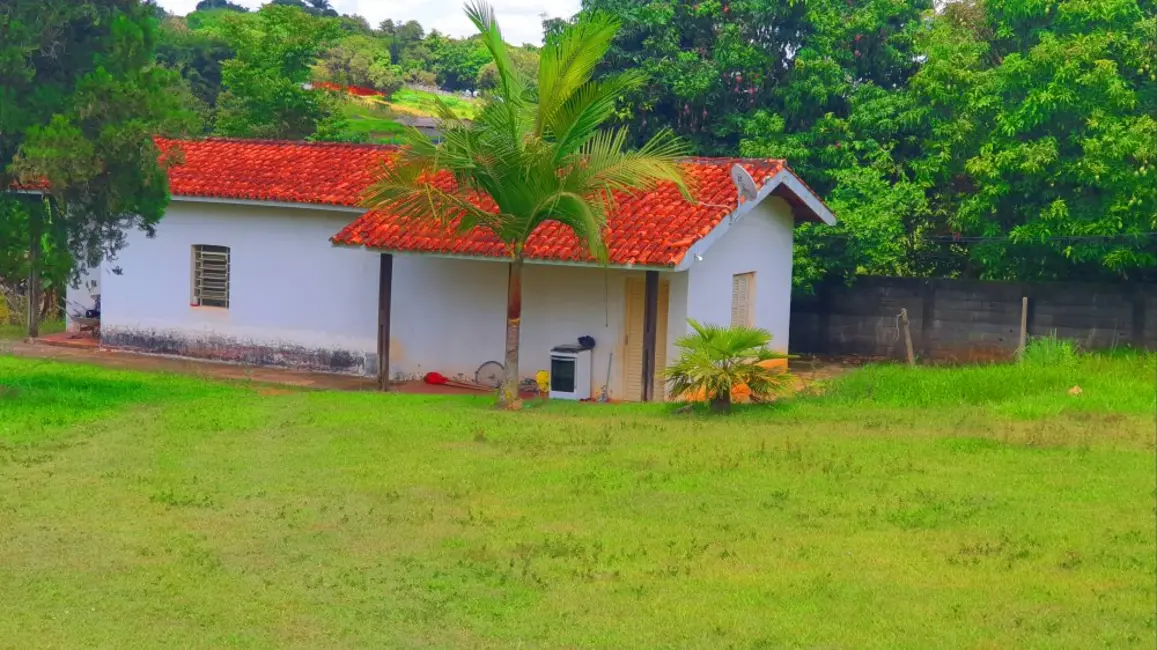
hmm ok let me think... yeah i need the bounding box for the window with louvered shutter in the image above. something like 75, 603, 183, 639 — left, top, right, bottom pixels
192, 245, 230, 308
731, 272, 754, 327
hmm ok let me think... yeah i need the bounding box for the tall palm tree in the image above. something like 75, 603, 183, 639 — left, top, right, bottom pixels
363, 2, 688, 409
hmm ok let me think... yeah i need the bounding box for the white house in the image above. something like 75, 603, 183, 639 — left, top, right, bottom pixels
67, 138, 835, 401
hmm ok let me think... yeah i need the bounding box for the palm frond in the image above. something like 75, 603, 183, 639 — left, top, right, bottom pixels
362, 157, 505, 235
665, 319, 788, 404
464, 1, 525, 107
536, 10, 621, 137
528, 191, 610, 262
567, 127, 690, 198
361, 4, 688, 264
547, 70, 645, 161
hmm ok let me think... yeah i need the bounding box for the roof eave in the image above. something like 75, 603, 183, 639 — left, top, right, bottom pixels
670, 168, 836, 272
328, 239, 677, 271
173, 195, 368, 214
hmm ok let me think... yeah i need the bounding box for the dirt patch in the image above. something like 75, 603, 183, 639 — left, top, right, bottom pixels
788, 355, 871, 394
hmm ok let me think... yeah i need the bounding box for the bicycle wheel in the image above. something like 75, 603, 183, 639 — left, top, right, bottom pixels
475, 360, 504, 388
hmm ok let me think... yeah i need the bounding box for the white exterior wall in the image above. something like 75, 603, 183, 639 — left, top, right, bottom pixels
389, 258, 637, 398
99, 200, 642, 394
665, 270, 689, 369
96, 195, 797, 391
683, 197, 795, 352
100, 201, 382, 373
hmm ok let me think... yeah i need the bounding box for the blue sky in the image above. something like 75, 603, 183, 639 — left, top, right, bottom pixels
156, 0, 580, 46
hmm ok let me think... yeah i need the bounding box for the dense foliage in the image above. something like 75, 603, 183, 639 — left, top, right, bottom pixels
582, 0, 1157, 286
1, 0, 195, 334
213, 5, 342, 139
315, 35, 405, 96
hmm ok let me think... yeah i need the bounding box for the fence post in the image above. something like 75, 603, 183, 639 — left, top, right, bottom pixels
900, 308, 915, 366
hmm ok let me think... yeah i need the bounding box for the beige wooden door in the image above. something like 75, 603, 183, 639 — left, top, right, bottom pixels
623, 277, 670, 401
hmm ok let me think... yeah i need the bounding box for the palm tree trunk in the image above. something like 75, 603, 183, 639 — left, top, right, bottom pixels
497, 255, 524, 409
25, 204, 43, 340
710, 393, 731, 414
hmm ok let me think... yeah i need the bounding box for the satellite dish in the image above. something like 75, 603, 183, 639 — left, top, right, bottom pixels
730, 164, 759, 201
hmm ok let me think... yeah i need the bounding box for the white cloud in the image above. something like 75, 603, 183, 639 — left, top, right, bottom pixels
156, 0, 579, 45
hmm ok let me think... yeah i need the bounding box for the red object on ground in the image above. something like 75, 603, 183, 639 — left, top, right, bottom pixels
424, 371, 449, 385
313, 81, 383, 97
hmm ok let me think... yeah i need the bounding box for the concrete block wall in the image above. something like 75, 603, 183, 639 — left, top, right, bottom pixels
791, 278, 1155, 360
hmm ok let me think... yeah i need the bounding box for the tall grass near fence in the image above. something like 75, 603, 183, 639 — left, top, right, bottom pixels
812, 342, 1155, 419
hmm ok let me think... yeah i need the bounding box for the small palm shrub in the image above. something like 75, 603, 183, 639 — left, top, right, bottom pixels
664, 320, 790, 413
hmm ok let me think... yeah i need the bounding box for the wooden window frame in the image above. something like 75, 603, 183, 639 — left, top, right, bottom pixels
731, 271, 756, 327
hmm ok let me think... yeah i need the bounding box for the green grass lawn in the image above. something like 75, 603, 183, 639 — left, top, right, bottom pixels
389, 87, 478, 119
334, 88, 477, 144
0, 353, 1153, 648
336, 100, 406, 143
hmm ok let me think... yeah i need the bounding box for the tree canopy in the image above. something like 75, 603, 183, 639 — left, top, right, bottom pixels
583, 0, 1157, 286
1, 0, 196, 333
214, 4, 342, 139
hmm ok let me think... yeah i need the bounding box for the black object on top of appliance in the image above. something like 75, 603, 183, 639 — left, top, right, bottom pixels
551, 344, 586, 354
577, 335, 596, 349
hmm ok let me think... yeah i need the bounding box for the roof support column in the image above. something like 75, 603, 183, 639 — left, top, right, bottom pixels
641, 270, 659, 402
377, 253, 393, 391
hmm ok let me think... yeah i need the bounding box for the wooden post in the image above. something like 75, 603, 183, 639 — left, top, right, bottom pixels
1018, 296, 1028, 361
641, 270, 659, 402
377, 253, 393, 391
899, 308, 915, 366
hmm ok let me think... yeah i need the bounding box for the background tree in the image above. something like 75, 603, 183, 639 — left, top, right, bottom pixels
337, 15, 373, 35
303, 0, 339, 18
943, 0, 1157, 280
429, 35, 491, 91
194, 0, 248, 11
0, 0, 196, 336
316, 35, 405, 95
541, 15, 569, 43
364, 2, 688, 408
214, 4, 342, 139
580, 0, 1155, 286
476, 45, 538, 95
156, 16, 234, 120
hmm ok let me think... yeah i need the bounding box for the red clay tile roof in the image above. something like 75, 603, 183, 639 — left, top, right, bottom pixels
156, 138, 822, 267
334, 159, 787, 267
157, 138, 394, 207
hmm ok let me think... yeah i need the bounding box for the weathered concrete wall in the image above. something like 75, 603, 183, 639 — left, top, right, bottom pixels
791, 277, 1156, 360
100, 200, 382, 375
